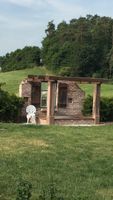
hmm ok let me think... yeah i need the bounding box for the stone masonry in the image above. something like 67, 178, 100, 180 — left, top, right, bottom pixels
19, 78, 85, 123
19, 75, 108, 125
56, 80, 85, 117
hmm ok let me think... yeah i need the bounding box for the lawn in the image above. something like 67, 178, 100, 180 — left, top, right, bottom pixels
1, 123, 113, 200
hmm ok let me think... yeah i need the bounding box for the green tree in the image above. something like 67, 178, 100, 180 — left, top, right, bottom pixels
1, 46, 41, 72
42, 15, 113, 78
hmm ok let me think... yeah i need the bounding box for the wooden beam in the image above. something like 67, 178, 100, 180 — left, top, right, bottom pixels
47, 81, 55, 125
92, 83, 101, 124
55, 82, 59, 111
27, 75, 109, 84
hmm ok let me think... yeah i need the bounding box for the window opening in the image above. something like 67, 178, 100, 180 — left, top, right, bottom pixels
58, 84, 67, 108
41, 82, 48, 108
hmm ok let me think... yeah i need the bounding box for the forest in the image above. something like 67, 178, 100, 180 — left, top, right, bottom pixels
0, 46, 41, 71
42, 15, 113, 78
1, 15, 113, 78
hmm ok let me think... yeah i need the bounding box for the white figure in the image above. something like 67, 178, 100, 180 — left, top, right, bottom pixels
26, 105, 36, 124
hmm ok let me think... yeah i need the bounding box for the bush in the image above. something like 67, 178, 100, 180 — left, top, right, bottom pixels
0, 89, 23, 122
82, 95, 93, 117
82, 95, 113, 122
58, 67, 72, 77
100, 97, 113, 122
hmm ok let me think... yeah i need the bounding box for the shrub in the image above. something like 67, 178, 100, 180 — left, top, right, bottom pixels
100, 97, 113, 122
82, 95, 93, 117
82, 95, 113, 122
0, 89, 23, 122
58, 67, 72, 76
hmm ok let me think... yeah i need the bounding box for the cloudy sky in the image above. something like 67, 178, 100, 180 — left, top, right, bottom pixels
0, 0, 113, 56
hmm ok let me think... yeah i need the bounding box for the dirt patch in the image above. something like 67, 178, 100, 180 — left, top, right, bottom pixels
24, 138, 49, 147
0, 137, 49, 153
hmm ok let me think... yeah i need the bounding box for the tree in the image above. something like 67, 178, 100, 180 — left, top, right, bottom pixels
45, 20, 55, 36
42, 15, 113, 78
1, 46, 41, 72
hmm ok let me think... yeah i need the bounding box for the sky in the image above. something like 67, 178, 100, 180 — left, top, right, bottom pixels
0, 0, 113, 56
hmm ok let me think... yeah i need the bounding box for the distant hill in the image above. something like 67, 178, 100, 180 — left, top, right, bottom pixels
0, 67, 50, 95
0, 46, 41, 72
0, 67, 113, 97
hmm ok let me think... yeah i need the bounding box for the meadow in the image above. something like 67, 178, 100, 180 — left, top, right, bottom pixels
1, 68, 113, 200
80, 83, 113, 98
1, 123, 113, 200
0, 67, 50, 95
0, 67, 113, 97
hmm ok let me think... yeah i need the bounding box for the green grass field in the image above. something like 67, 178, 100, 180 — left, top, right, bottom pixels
0, 68, 113, 97
0, 68, 113, 199
1, 123, 113, 200
0, 67, 50, 95
79, 83, 113, 97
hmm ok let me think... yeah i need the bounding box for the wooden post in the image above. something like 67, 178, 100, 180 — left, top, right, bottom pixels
92, 83, 101, 124
47, 81, 55, 124
55, 82, 59, 111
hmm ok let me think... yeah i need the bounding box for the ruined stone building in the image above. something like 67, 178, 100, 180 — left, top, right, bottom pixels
19, 75, 108, 125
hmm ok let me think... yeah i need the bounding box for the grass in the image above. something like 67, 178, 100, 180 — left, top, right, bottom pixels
0, 68, 113, 200
0, 67, 50, 95
1, 123, 113, 199
0, 67, 113, 97
79, 83, 113, 97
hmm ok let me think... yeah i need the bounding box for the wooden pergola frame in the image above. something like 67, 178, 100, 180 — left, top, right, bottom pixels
27, 75, 108, 125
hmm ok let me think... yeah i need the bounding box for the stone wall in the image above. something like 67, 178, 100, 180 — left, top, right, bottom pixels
19, 79, 31, 101
54, 118, 94, 125
19, 79, 87, 124
19, 80, 32, 118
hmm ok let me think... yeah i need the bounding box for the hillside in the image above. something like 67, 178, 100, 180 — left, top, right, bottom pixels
80, 83, 113, 98
0, 67, 113, 97
0, 67, 50, 95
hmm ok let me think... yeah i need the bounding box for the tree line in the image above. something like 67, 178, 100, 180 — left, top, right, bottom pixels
1, 15, 113, 78
0, 46, 41, 72
42, 15, 113, 78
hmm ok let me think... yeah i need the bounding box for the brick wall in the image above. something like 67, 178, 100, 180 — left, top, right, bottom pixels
19, 80, 31, 100
54, 118, 94, 125
19, 80, 32, 117
19, 79, 87, 124
56, 81, 85, 117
